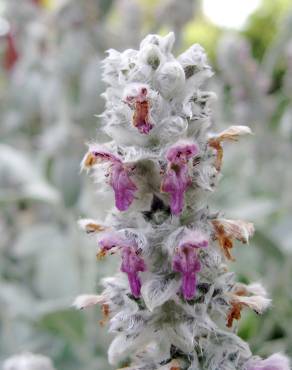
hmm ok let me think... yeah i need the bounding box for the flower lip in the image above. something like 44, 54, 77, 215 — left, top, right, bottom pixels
98, 232, 131, 253
177, 229, 209, 251
90, 149, 121, 163
166, 142, 199, 164
81, 146, 121, 169
179, 237, 209, 249
123, 84, 149, 105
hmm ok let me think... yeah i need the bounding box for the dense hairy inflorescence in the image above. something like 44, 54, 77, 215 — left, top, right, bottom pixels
74, 33, 290, 370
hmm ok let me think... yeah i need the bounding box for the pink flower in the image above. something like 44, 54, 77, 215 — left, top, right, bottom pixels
173, 246, 201, 300
82, 147, 137, 211
166, 143, 198, 164
245, 353, 290, 370
98, 232, 127, 253
110, 162, 137, 211
161, 142, 198, 215
98, 232, 146, 297
121, 247, 146, 298
172, 230, 208, 300
161, 164, 190, 215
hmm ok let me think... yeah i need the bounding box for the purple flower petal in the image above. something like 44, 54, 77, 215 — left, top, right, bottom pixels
98, 232, 126, 254
161, 142, 199, 215
181, 272, 198, 300
121, 247, 146, 297
173, 245, 201, 300
179, 230, 209, 249
161, 163, 190, 215
172, 229, 208, 300
246, 353, 290, 370
92, 150, 120, 163
127, 272, 142, 298
166, 142, 198, 164
110, 163, 137, 211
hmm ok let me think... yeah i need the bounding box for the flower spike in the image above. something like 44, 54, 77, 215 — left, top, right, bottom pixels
77, 32, 288, 370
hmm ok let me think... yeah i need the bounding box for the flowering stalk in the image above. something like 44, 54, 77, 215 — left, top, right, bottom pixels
74, 33, 290, 370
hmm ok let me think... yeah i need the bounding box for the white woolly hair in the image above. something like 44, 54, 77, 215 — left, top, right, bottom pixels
72, 294, 103, 310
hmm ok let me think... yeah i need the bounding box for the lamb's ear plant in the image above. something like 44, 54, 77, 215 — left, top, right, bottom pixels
74, 33, 290, 370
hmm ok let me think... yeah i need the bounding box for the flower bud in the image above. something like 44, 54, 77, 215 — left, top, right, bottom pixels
178, 44, 210, 78
155, 61, 185, 99
140, 32, 175, 55
139, 44, 162, 70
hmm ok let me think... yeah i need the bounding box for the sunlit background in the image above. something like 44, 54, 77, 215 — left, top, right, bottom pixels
0, 0, 292, 369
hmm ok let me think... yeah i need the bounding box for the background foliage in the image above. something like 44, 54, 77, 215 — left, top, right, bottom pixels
0, 0, 291, 369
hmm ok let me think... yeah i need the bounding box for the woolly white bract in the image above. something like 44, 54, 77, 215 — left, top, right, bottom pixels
75, 33, 289, 370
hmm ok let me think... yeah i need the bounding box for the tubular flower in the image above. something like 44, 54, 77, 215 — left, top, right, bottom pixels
97, 232, 146, 297
244, 353, 290, 370
226, 284, 271, 327
124, 84, 153, 134
110, 161, 138, 211
212, 218, 254, 261
172, 230, 208, 300
72, 294, 104, 310
82, 147, 137, 211
208, 125, 252, 171
72, 294, 110, 326
121, 246, 146, 298
161, 142, 199, 215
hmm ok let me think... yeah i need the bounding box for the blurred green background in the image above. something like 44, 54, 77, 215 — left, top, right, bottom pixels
0, 0, 291, 369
